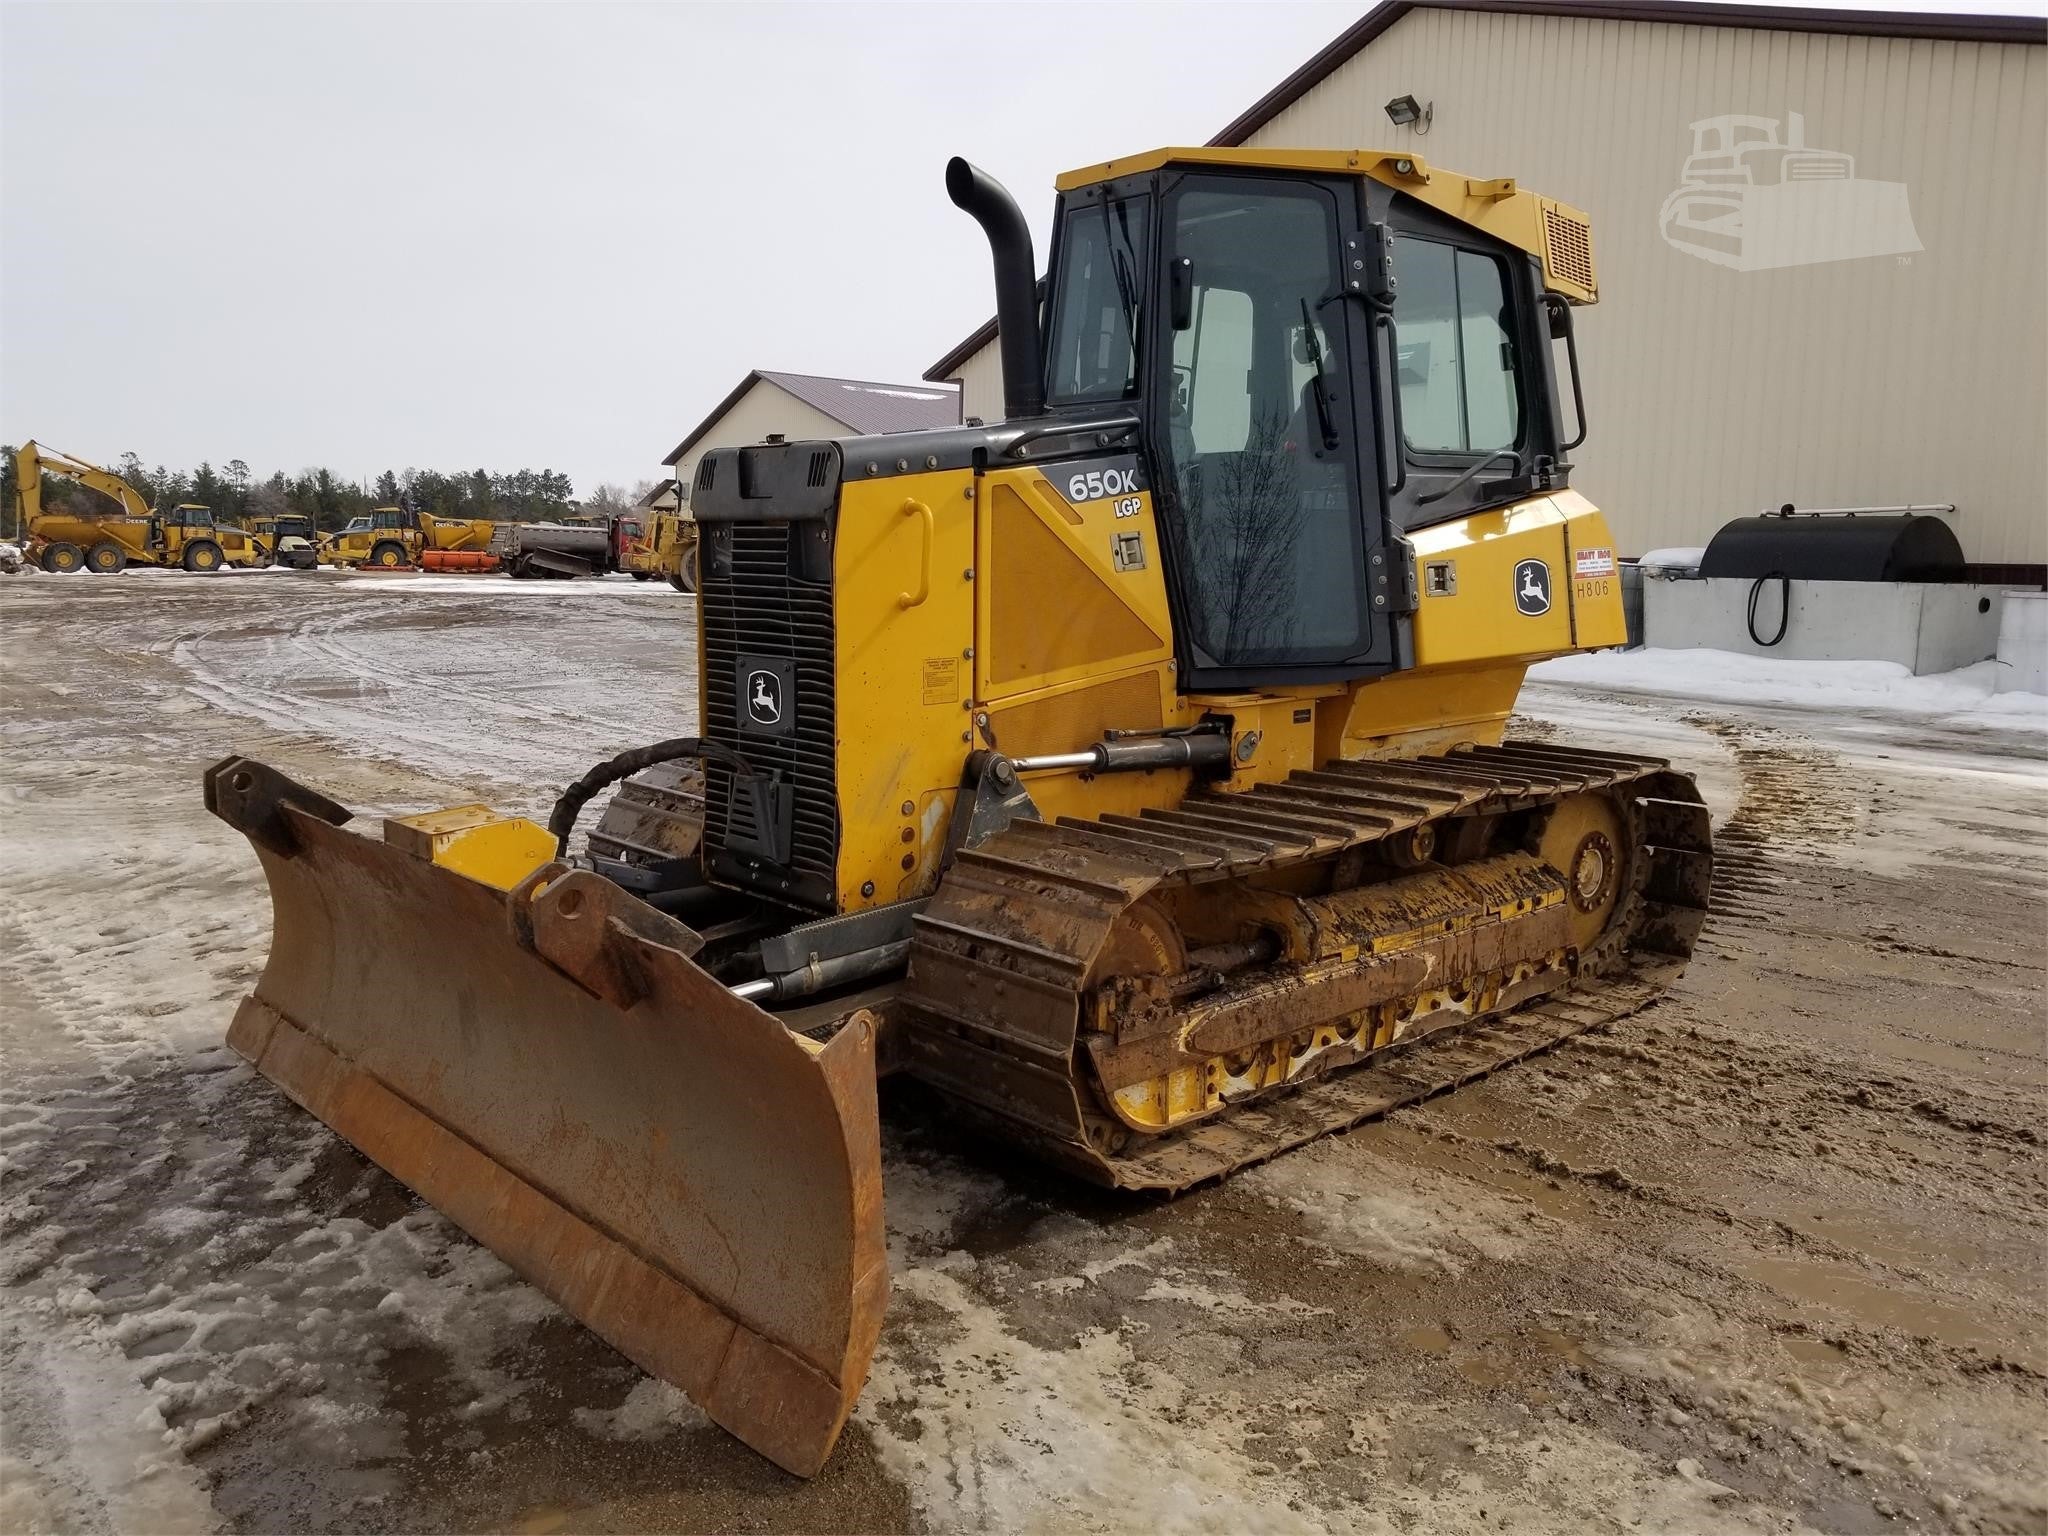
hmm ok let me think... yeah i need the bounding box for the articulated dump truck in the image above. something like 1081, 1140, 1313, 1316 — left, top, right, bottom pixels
207, 147, 1713, 1476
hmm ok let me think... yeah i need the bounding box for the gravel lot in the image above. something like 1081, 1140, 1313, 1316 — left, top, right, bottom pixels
3, 570, 2043, 1535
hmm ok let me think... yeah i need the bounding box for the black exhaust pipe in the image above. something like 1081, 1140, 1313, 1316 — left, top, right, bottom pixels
945, 157, 1045, 421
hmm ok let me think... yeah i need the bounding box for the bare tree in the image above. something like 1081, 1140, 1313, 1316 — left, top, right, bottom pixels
1179, 407, 1315, 658
581, 482, 635, 520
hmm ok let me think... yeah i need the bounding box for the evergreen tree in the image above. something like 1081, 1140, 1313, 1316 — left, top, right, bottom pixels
190, 462, 224, 511
224, 459, 252, 520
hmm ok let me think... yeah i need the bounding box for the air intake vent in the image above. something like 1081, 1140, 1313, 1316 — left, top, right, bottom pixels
807, 449, 833, 488
1541, 205, 1595, 297
697, 458, 717, 491
700, 523, 839, 909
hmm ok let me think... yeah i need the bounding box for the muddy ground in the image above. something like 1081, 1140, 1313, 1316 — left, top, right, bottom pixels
2, 570, 2043, 1536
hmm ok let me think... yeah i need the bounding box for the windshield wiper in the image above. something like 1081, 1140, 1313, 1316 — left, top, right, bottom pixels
1415, 446, 1527, 506
1298, 297, 1340, 451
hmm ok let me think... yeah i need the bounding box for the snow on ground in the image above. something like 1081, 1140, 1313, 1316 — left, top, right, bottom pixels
3, 565, 654, 594
1533, 647, 2048, 731
4, 577, 2045, 1535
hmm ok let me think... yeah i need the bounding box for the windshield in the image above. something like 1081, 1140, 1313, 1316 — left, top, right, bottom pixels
1044, 196, 1149, 405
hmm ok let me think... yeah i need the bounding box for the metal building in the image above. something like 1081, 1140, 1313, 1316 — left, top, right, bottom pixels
666, 370, 959, 504
925, 1, 2047, 565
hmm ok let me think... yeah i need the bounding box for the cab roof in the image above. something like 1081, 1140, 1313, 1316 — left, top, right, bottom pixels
1054, 146, 1597, 303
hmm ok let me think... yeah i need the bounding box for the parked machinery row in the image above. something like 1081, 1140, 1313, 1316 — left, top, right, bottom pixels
6, 443, 697, 586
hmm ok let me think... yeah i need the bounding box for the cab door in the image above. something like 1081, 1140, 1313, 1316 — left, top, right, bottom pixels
1150, 172, 1395, 691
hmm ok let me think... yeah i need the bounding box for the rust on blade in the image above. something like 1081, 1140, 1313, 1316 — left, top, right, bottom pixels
211, 761, 885, 1478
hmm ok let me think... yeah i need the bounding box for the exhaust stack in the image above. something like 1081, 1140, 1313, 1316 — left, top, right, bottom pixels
945, 157, 1045, 420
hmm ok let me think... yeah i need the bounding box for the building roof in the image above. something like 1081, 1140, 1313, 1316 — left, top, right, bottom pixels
634, 478, 682, 512
663, 370, 960, 466
923, 0, 2046, 383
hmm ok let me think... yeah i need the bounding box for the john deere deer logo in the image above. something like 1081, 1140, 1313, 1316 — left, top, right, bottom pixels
747, 669, 782, 725
1514, 559, 1551, 617
1659, 112, 1921, 271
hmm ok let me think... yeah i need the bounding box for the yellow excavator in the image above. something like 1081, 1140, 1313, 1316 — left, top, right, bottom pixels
207, 148, 1712, 1477
11, 442, 259, 572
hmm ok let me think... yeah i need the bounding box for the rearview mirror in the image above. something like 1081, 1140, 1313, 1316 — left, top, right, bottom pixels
1169, 257, 1194, 330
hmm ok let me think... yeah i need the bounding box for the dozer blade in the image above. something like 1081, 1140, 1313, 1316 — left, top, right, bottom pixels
204, 758, 885, 1478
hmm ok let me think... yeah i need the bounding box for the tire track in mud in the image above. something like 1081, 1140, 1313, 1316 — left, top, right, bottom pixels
0, 1044, 597, 1533
168, 596, 662, 792
0, 578, 713, 1532
1678, 713, 1864, 950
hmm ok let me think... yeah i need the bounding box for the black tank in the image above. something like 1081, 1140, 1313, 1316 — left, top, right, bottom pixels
1699, 512, 1965, 582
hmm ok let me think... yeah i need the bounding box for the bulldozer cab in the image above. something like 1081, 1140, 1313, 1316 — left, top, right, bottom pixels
1036, 154, 1585, 691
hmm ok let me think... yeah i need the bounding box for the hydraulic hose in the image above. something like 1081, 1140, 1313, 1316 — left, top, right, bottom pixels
548, 738, 754, 858
1746, 571, 1791, 648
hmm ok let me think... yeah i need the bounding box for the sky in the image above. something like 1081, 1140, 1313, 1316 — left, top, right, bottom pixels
3, 0, 2041, 496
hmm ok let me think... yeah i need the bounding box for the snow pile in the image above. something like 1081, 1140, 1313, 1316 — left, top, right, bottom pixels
1637, 547, 1705, 574
1532, 649, 2047, 731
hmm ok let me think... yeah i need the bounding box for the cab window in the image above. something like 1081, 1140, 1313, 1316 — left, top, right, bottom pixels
1393, 240, 1521, 454
1045, 197, 1148, 404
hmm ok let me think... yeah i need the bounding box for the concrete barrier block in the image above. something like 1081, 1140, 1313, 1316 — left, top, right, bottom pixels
1643, 578, 2005, 675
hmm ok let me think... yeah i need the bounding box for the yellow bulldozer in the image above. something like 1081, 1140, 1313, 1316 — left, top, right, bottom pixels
207, 148, 1712, 1477
318, 505, 496, 568
11, 441, 259, 572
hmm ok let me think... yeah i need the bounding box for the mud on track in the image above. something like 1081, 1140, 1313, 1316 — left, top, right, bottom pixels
3, 572, 2044, 1535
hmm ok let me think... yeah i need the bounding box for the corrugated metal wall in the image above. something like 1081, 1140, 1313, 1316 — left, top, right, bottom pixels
940, 10, 2046, 562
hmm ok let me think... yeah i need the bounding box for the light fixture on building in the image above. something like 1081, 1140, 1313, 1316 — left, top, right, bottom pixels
1384, 94, 1433, 134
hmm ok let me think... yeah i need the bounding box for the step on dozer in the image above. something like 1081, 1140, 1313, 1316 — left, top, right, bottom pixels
209, 147, 1713, 1476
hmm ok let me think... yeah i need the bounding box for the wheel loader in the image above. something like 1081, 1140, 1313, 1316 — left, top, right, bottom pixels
206, 147, 1713, 1477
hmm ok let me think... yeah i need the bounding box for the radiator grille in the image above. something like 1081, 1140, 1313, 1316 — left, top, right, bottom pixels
701, 523, 839, 907
1542, 205, 1596, 296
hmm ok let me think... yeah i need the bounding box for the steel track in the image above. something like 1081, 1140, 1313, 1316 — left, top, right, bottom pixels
897, 742, 1714, 1190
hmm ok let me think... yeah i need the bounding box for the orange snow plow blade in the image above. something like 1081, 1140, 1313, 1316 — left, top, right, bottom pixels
204, 758, 885, 1478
